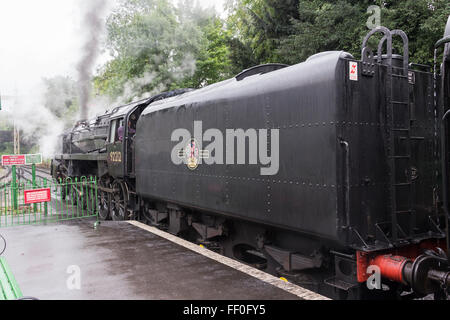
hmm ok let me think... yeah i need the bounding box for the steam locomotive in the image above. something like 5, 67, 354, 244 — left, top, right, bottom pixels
52, 18, 450, 300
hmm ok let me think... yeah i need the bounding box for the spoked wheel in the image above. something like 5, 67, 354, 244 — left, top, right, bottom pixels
97, 186, 111, 221
111, 181, 128, 221
84, 187, 96, 216
70, 186, 79, 206
57, 175, 67, 200
70, 186, 82, 215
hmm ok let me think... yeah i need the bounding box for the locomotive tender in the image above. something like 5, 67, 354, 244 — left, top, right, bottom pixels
52, 19, 450, 299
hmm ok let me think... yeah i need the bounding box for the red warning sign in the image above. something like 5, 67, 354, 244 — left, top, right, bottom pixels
1, 155, 26, 166
349, 61, 358, 81
24, 188, 51, 204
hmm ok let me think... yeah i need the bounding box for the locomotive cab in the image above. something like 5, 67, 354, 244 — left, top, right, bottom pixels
106, 117, 125, 178
105, 99, 153, 179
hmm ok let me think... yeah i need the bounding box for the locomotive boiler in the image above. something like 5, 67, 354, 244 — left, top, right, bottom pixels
52, 18, 450, 300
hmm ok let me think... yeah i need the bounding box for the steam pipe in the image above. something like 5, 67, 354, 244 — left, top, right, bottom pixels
340, 140, 350, 228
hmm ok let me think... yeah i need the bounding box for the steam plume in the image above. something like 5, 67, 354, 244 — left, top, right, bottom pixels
77, 0, 108, 120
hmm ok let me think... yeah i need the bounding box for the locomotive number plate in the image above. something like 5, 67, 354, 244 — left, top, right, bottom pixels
110, 152, 122, 163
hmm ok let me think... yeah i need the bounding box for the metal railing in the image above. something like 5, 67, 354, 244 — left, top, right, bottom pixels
0, 176, 98, 228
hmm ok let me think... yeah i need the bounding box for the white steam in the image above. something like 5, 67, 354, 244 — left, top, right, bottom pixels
5, 85, 65, 158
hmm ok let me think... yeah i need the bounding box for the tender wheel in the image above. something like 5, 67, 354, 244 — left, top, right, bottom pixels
111, 181, 128, 221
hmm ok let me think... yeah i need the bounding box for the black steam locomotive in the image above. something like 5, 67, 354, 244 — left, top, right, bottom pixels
52, 19, 450, 300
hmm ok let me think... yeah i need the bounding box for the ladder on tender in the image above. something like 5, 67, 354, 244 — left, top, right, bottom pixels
384, 31, 415, 242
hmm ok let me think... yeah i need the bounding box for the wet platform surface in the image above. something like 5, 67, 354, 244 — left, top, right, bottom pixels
0, 219, 305, 300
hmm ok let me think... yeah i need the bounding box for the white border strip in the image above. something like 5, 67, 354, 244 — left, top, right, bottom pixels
128, 221, 330, 300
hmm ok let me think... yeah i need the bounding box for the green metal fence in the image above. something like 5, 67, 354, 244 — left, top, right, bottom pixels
0, 257, 23, 300
0, 176, 98, 228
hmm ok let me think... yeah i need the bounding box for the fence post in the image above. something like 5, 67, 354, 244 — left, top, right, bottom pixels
94, 177, 100, 229
4, 182, 7, 226
43, 178, 48, 217
11, 165, 18, 211
75, 177, 79, 217
32, 164, 37, 213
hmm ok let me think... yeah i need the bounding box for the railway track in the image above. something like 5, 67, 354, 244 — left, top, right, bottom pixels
18, 166, 52, 183
0, 167, 12, 181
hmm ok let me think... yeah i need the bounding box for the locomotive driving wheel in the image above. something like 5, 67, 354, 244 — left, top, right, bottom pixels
70, 185, 83, 216
84, 187, 96, 216
57, 175, 67, 200
97, 182, 111, 220
70, 185, 79, 206
111, 181, 128, 221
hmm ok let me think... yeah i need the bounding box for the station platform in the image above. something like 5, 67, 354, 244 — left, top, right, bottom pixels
0, 219, 328, 300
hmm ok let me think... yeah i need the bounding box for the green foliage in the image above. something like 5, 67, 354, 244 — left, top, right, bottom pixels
92, 0, 449, 102
278, 0, 371, 64
0, 142, 14, 156
179, 18, 234, 88
380, 0, 450, 65
93, 0, 214, 100
278, 0, 449, 65
226, 0, 300, 64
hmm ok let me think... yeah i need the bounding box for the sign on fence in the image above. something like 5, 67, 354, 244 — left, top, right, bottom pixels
1, 154, 42, 166
25, 154, 42, 165
2, 155, 26, 166
24, 188, 51, 204
0, 177, 98, 228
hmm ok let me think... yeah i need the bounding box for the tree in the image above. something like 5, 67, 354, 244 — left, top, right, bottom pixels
226, 0, 300, 64
93, 0, 450, 103
381, 0, 450, 65
278, 0, 449, 66
179, 18, 234, 88
93, 0, 215, 101
278, 0, 373, 65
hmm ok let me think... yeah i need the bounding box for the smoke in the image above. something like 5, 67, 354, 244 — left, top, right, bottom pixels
5, 85, 65, 158
84, 72, 160, 120
77, 0, 108, 120
0, 1, 117, 159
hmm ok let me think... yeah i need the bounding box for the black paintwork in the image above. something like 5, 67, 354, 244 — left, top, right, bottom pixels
52, 21, 450, 299
135, 50, 446, 252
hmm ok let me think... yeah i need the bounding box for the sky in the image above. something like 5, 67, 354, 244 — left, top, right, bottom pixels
0, 0, 226, 98
0, 0, 81, 96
